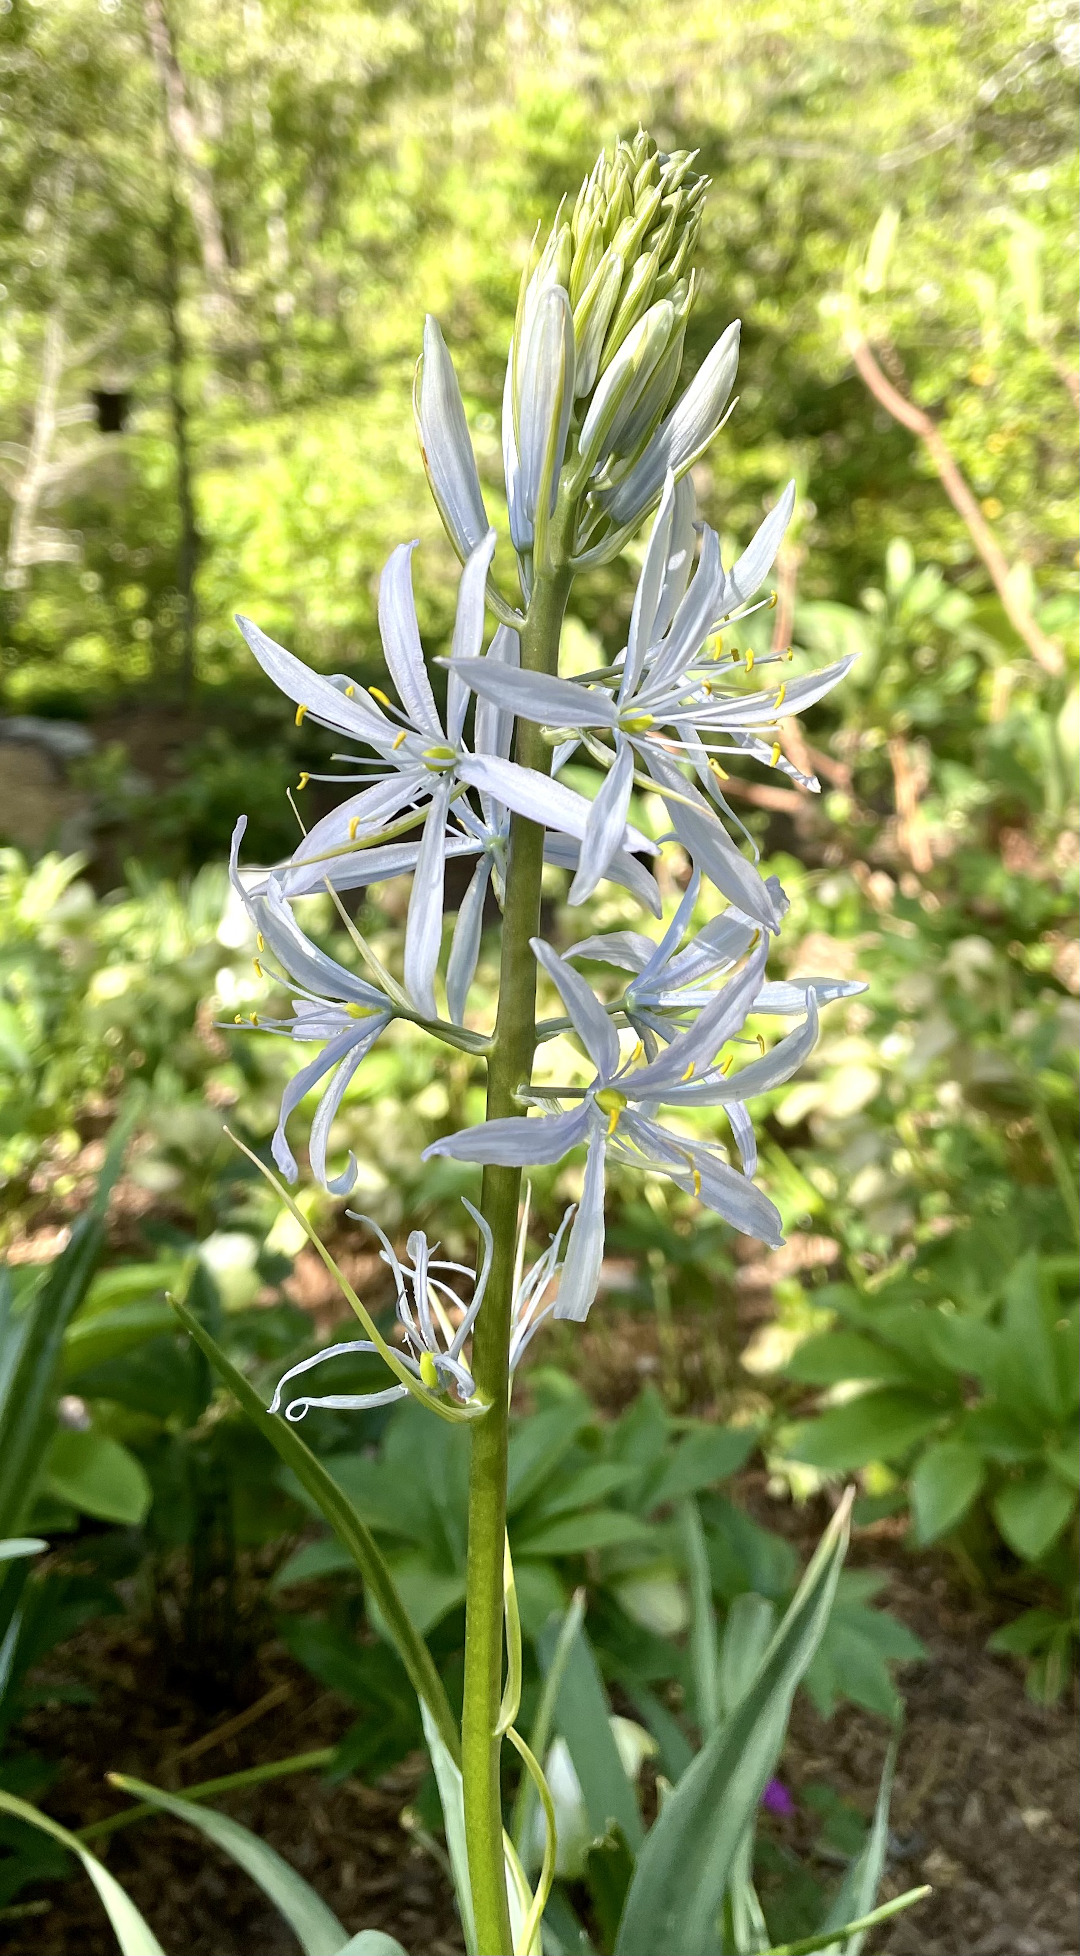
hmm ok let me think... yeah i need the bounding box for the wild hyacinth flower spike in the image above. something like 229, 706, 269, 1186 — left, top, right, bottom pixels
425, 936, 793, 1320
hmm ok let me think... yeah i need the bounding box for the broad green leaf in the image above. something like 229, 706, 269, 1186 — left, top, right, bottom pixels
785, 1334, 916, 1388
61, 1302, 176, 1381
1046, 1444, 1080, 1490
816, 1737, 897, 1954
923, 1315, 1002, 1381
909, 1441, 986, 1543
520, 1460, 637, 1523
507, 1400, 592, 1514
515, 1509, 653, 1556
44, 1426, 151, 1526
110, 1775, 347, 1956
645, 1425, 759, 1510
992, 1469, 1077, 1561
613, 1496, 851, 1956
171, 1296, 460, 1763
379, 1555, 465, 1636
786, 1391, 941, 1472
538, 1617, 642, 1849
999, 1255, 1064, 1421
0, 1788, 165, 1955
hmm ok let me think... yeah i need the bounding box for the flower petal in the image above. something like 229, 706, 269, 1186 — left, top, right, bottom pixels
378, 542, 443, 739
446, 856, 491, 1025
474, 624, 521, 764
450, 659, 617, 731
642, 746, 784, 929
423, 1103, 593, 1167
416, 316, 490, 559
254, 877, 388, 1008
542, 835, 662, 917
277, 832, 478, 900
564, 930, 657, 974
567, 739, 635, 906
720, 481, 796, 612
553, 1131, 607, 1322
447, 531, 497, 744
754, 976, 866, 1014
271, 1025, 368, 1183
403, 780, 452, 1018
532, 939, 621, 1079
679, 995, 821, 1103
235, 614, 395, 746
460, 754, 655, 856
629, 933, 768, 1095
622, 471, 678, 701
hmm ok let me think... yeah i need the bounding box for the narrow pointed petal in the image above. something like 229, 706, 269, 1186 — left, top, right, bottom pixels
446, 856, 491, 1025
447, 531, 497, 744
378, 543, 443, 739
272, 1026, 365, 1183
254, 878, 388, 1008
270, 1339, 382, 1416
568, 739, 635, 906
416, 315, 490, 559
542, 835, 662, 916
450, 658, 617, 730
678, 995, 822, 1104
661, 907, 756, 990
553, 1132, 607, 1322
277, 832, 478, 900
696, 656, 857, 729
285, 774, 428, 874
235, 615, 395, 746
532, 939, 621, 1078
601, 320, 741, 528
309, 1034, 384, 1194
502, 344, 531, 552
424, 1103, 593, 1167
629, 934, 768, 1094
635, 867, 702, 987
459, 754, 655, 856
754, 976, 867, 1014
638, 526, 724, 699
687, 1142, 783, 1245
720, 480, 796, 612
622, 471, 678, 701
725, 1099, 757, 1177
564, 929, 657, 974
474, 624, 521, 764
652, 472, 698, 642
403, 781, 452, 1018
642, 747, 783, 930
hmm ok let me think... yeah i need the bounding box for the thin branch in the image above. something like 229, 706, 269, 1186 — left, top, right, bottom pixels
843, 319, 1063, 676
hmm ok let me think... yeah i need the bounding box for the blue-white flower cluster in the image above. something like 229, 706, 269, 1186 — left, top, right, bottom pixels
230, 171, 860, 1388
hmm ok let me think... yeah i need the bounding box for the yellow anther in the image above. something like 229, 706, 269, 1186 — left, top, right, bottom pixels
680, 1059, 695, 1081
770, 742, 782, 766
745, 648, 755, 673
296, 772, 310, 791
392, 729, 408, 749
234, 1014, 243, 1024
720, 1054, 734, 1076
252, 958, 263, 977
775, 683, 786, 709
349, 816, 361, 840
295, 703, 308, 726
756, 1033, 766, 1056
710, 758, 730, 783
768, 590, 778, 608
345, 684, 355, 698
370, 687, 391, 707
785, 647, 794, 662
607, 1106, 621, 1135
419, 1351, 440, 1389
250, 1013, 260, 1027
630, 1039, 645, 1065
730, 648, 741, 664
256, 932, 265, 951
692, 1169, 702, 1196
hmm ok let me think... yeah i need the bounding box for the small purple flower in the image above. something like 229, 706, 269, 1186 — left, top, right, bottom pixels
761, 1776, 796, 1818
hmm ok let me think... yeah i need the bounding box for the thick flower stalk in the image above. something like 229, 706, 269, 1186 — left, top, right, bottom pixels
229, 131, 857, 1955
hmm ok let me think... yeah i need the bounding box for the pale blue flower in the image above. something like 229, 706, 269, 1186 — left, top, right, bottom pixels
425, 936, 790, 1321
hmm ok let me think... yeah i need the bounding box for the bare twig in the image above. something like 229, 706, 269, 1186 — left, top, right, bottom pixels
843, 320, 1063, 676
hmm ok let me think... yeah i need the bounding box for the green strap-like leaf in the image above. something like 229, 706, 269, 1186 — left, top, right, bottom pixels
764, 1885, 930, 1956
537, 1615, 642, 1850
109, 1774, 348, 1956
0, 1105, 136, 1537
815, 1735, 897, 1954
0, 1788, 166, 1956
170, 1293, 460, 1764
614, 1494, 853, 1956
678, 1496, 718, 1733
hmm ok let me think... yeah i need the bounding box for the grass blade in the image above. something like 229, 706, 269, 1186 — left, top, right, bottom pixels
0, 1789, 165, 1955
614, 1493, 853, 1956
109, 1774, 347, 1956
170, 1293, 460, 1763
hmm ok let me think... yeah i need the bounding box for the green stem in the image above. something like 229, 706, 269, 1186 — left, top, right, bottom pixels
77, 1748, 334, 1845
462, 512, 574, 1956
